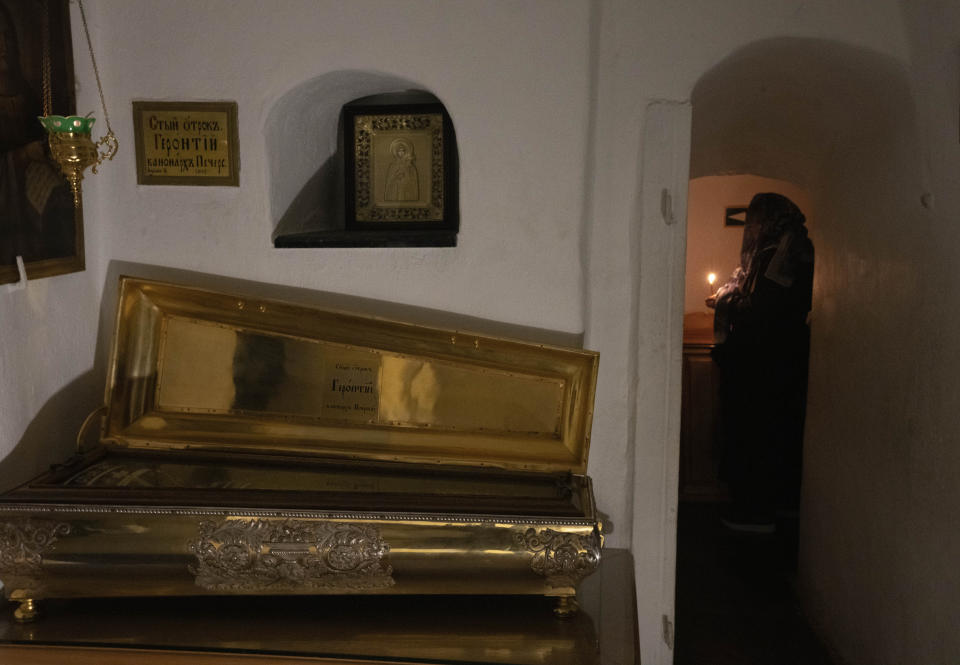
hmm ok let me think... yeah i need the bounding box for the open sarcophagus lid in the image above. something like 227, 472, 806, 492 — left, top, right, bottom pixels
0, 277, 602, 621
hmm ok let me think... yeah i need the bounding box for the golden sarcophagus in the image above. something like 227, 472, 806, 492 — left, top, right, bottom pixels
0, 278, 602, 621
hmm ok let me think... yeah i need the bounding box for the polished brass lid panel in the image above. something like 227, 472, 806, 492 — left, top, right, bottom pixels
104, 278, 598, 473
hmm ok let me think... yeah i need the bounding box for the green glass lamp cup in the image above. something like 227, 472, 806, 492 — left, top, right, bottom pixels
38, 115, 97, 134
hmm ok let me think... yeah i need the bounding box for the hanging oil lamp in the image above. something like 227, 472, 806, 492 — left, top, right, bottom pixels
37, 0, 117, 207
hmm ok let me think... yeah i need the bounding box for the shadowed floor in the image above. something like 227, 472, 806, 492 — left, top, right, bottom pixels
674, 502, 834, 665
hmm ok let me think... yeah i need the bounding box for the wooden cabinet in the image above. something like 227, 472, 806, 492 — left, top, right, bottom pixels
679, 341, 727, 502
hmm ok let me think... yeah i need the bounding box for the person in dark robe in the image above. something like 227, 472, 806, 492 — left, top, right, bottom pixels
708, 192, 814, 532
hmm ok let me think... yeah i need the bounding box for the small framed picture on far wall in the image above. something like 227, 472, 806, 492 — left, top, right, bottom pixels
724, 206, 748, 227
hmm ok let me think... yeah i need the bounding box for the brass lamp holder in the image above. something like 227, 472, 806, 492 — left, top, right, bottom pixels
37, 0, 117, 206
39, 116, 118, 206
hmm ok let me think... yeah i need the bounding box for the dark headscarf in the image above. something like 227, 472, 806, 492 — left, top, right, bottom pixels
746, 192, 809, 289
714, 193, 812, 342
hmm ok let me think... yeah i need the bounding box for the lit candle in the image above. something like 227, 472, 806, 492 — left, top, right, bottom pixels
707, 272, 717, 297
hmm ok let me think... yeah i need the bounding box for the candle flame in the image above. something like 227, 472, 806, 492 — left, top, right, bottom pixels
707, 272, 717, 285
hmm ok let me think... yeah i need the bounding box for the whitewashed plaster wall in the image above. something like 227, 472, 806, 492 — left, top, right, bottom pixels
797, 1, 960, 663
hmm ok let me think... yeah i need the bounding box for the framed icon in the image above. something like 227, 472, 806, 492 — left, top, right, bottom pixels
343, 93, 458, 240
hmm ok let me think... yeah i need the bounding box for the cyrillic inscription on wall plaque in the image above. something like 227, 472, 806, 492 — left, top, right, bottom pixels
132, 101, 239, 186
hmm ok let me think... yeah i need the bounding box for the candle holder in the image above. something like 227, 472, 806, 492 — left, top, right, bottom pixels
38, 115, 118, 206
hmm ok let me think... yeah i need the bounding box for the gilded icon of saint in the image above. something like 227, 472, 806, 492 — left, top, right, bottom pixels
384, 137, 419, 202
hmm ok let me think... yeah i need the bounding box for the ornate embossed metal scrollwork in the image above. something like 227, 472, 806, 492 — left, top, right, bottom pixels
0, 519, 71, 576
189, 518, 394, 592
515, 527, 601, 588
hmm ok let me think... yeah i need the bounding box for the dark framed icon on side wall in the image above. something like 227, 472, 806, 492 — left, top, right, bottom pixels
342, 92, 459, 245
0, 0, 81, 285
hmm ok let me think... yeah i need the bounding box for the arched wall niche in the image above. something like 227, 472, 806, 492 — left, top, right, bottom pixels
264, 71, 446, 239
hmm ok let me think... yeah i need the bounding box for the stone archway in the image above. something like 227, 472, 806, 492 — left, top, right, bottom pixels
681, 36, 926, 661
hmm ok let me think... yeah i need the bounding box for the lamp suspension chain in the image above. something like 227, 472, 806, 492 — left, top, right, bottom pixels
77, 0, 113, 136
41, 0, 52, 116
